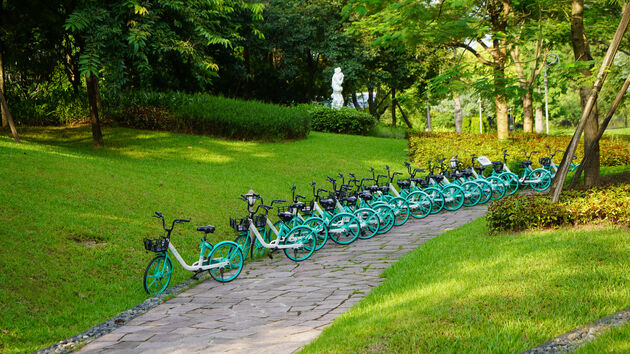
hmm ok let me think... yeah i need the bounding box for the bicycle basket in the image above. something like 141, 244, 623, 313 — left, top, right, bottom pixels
539, 157, 551, 167
492, 161, 503, 173
143, 237, 169, 253
253, 214, 267, 228
230, 217, 250, 232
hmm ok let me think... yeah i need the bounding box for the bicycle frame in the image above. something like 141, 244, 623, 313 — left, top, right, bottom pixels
166, 240, 229, 272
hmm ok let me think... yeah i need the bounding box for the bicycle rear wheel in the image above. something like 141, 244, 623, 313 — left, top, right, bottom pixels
474, 179, 493, 204
209, 241, 244, 282
303, 217, 328, 250
233, 233, 252, 261
354, 208, 380, 239
389, 197, 410, 226
372, 203, 395, 234
283, 226, 316, 261
143, 255, 172, 295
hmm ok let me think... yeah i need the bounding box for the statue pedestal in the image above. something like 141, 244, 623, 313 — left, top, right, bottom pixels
331, 92, 344, 109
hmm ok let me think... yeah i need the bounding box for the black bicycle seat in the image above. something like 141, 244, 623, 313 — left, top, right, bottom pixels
397, 180, 411, 189
475, 166, 486, 172
358, 191, 373, 201
521, 160, 533, 167
320, 199, 336, 210
462, 170, 473, 177
197, 225, 215, 233
278, 211, 293, 222
290, 202, 305, 210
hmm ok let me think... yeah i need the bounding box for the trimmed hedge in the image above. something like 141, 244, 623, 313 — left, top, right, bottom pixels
486, 184, 630, 233
304, 105, 377, 135
409, 132, 630, 169
108, 92, 310, 141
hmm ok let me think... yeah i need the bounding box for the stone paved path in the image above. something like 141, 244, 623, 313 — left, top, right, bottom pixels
79, 206, 486, 353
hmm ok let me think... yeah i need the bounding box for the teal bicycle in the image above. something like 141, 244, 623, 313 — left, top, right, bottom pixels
143, 212, 244, 295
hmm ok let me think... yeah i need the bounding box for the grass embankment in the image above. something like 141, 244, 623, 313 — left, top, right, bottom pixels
0, 126, 408, 352
302, 219, 630, 353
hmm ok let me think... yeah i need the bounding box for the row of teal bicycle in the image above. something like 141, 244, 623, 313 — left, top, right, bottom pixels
141, 146, 578, 295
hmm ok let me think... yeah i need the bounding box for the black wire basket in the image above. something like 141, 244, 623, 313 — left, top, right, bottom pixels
253, 214, 267, 228
301, 200, 315, 213
143, 237, 169, 253
397, 180, 411, 190
492, 161, 504, 173
230, 217, 250, 232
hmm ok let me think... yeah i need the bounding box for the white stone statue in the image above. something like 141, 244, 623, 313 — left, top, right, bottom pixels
331, 67, 344, 109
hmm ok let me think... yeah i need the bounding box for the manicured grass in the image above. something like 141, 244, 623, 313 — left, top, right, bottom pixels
0, 126, 408, 352
576, 322, 630, 353
302, 219, 630, 353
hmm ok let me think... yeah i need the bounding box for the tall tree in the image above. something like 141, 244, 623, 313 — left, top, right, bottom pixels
570, 0, 599, 186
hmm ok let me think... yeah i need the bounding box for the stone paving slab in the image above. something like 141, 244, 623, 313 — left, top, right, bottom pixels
78, 206, 486, 353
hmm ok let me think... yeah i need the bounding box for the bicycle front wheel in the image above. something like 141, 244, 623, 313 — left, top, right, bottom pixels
424, 187, 445, 214
461, 181, 482, 207
251, 228, 270, 259
499, 172, 519, 195
486, 176, 506, 200
474, 179, 493, 204
283, 226, 316, 261
354, 208, 380, 239
406, 191, 432, 219
143, 255, 172, 295
529, 169, 552, 191
442, 185, 465, 211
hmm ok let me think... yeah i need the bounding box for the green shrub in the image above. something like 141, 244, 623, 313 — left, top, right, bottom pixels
487, 184, 630, 234
109, 91, 310, 141
304, 105, 376, 135
487, 195, 567, 233
461, 115, 490, 134
369, 123, 408, 139
9, 90, 89, 126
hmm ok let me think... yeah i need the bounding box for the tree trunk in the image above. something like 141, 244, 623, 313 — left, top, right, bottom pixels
391, 88, 397, 127
0, 2, 6, 129
0, 39, 6, 128
551, 1, 630, 202
454, 92, 463, 133
570, 72, 630, 188
571, 0, 600, 186
535, 105, 544, 133
244, 46, 251, 100
368, 88, 377, 118
396, 101, 413, 129
352, 92, 360, 111
426, 92, 432, 132
523, 90, 534, 132
86, 74, 104, 148
0, 89, 19, 142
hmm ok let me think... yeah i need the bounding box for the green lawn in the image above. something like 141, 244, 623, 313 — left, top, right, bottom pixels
576, 322, 630, 353
0, 126, 408, 352
302, 219, 630, 353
